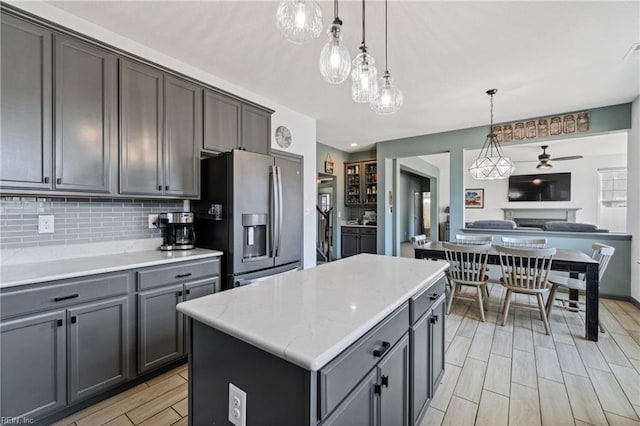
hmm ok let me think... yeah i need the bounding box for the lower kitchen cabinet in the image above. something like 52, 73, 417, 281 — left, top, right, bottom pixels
341, 227, 377, 257
379, 334, 410, 426
0, 310, 66, 420
430, 295, 446, 394
68, 296, 129, 402
137, 277, 219, 374
323, 369, 378, 426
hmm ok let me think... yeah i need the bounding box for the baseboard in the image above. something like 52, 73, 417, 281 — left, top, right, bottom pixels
629, 297, 640, 309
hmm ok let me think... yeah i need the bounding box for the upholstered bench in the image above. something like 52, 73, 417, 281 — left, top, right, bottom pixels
467, 220, 517, 230
542, 222, 609, 233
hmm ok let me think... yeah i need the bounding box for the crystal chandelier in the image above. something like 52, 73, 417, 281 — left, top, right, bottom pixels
276, 0, 323, 44
371, 0, 403, 114
351, 0, 378, 103
469, 89, 515, 180
319, 0, 351, 84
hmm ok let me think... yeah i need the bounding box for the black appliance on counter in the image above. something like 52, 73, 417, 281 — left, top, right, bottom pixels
158, 212, 196, 251
193, 149, 302, 289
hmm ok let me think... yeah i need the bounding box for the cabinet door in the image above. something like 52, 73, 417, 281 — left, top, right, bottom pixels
342, 232, 359, 258
379, 334, 410, 426
203, 90, 241, 152
323, 369, 377, 426
138, 284, 184, 374
0, 311, 66, 419
67, 296, 129, 402
55, 36, 115, 193
410, 314, 430, 425
0, 15, 53, 190
345, 163, 362, 206
164, 75, 201, 198
274, 153, 303, 266
240, 104, 271, 155
119, 59, 163, 196
430, 296, 446, 396
360, 232, 377, 254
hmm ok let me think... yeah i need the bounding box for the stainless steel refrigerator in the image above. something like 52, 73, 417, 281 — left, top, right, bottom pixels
193, 149, 302, 289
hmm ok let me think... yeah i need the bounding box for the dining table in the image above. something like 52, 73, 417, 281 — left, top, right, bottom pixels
415, 241, 601, 341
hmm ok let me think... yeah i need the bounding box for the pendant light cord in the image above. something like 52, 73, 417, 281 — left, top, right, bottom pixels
334, 0, 338, 19
361, 0, 366, 47
385, 0, 389, 73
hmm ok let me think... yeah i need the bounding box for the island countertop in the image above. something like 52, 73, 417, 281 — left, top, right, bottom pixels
176, 253, 448, 371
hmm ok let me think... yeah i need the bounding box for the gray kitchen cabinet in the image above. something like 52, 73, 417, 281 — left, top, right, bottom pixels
241, 103, 271, 155
0, 14, 53, 190
67, 296, 129, 402
163, 75, 201, 198
342, 227, 377, 257
119, 59, 164, 196
379, 334, 410, 426
54, 36, 116, 193
323, 369, 378, 426
345, 161, 377, 206
203, 90, 241, 153
137, 284, 184, 374
430, 295, 446, 395
0, 310, 66, 420
410, 312, 430, 425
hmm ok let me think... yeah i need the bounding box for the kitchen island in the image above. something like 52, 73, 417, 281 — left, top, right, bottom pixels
177, 254, 449, 425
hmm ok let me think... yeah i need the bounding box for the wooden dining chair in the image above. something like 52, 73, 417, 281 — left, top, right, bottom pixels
546, 243, 615, 332
500, 236, 547, 248
443, 242, 491, 322
496, 246, 556, 335
455, 234, 493, 245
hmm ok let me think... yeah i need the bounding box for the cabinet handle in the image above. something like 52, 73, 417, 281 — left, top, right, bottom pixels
186, 289, 191, 295
165, 185, 170, 190
44, 177, 50, 184
71, 316, 77, 324
178, 291, 183, 297
158, 185, 163, 191
373, 341, 391, 358
57, 319, 63, 327
429, 293, 439, 300
54, 294, 79, 302
176, 273, 192, 278
374, 384, 382, 395
430, 315, 439, 324
56, 178, 62, 185
381, 375, 389, 388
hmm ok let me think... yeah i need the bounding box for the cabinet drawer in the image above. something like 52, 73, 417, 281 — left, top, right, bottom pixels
319, 302, 409, 419
410, 275, 446, 324
0, 272, 130, 319
342, 227, 359, 235
360, 228, 376, 236
137, 258, 220, 290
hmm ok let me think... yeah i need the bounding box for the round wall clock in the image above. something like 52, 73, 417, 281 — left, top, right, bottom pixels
275, 125, 292, 148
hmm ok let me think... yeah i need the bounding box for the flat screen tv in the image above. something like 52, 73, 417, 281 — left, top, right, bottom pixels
508, 172, 571, 202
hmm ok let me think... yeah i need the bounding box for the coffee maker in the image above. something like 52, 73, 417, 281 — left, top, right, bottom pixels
158, 212, 196, 251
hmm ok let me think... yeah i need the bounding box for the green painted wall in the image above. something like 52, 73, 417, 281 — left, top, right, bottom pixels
376, 103, 633, 254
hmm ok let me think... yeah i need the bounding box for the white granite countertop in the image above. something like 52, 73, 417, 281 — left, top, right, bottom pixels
0, 248, 222, 288
177, 254, 448, 371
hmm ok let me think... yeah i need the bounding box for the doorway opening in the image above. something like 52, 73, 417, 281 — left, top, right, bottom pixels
317, 173, 336, 263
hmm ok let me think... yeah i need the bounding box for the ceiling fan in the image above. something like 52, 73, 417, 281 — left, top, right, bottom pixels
515, 145, 584, 169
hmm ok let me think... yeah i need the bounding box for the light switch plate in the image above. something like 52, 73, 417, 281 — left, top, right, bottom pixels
38, 215, 54, 234
228, 383, 246, 426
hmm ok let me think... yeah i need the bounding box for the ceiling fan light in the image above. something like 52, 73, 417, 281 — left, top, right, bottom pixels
319, 20, 351, 84
536, 162, 553, 170
276, 0, 323, 44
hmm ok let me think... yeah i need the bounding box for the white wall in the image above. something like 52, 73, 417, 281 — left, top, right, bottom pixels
12, 1, 318, 268
629, 97, 640, 303
463, 147, 627, 230
419, 153, 451, 223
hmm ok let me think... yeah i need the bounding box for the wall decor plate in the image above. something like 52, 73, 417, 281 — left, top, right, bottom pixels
275, 125, 292, 148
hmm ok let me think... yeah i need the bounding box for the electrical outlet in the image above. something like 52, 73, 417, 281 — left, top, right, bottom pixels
228, 383, 246, 426
38, 215, 55, 234
148, 214, 159, 229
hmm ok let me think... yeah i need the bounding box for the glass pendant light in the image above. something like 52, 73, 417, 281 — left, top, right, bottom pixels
351, 0, 378, 103
469, 89, 516, 180
276, 0, 323, 45
371, 0, 403, 114
319, 0, 351, 84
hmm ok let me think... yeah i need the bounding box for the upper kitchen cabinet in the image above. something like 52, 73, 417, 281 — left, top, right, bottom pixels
55, 36, 116, 193
0, 15, 53, 190
203, 89, 272, 156
345, 160, 377, 206
120, 60, 201, 198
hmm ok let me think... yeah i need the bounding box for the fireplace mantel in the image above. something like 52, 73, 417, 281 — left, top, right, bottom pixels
502, 208, 581, 223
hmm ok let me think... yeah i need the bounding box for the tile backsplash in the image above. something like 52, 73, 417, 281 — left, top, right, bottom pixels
0, 197, 185, 249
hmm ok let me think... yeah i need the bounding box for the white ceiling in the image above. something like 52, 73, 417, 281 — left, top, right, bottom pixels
47, 1, 639, 152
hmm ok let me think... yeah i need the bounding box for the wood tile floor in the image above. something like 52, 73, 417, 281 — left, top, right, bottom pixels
54, 285, 640, 426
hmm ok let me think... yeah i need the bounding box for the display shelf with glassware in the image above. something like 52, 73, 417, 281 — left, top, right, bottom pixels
344, 160, 376, 206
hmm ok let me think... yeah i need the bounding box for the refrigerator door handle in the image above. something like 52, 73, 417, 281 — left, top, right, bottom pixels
271, 165, 279, 258
276, 165, 284, 257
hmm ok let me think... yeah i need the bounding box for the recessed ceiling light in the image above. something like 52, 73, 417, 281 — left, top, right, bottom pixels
624, 42, 640, 59
350, 143, 358, 147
